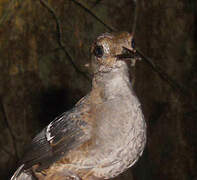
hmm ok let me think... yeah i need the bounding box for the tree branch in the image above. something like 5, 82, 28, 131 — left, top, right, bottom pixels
71, 0, 116, 32
136, 48, 190, 96
39, 0, 91, 83
132, 0, 139, 36
39, 0, 187, 97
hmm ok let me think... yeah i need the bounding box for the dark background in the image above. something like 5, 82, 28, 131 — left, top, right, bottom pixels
0, 0, 196, 180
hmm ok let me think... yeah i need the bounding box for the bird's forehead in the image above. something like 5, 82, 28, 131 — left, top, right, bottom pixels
97, 38, 112, 54
96, 32, 132, 50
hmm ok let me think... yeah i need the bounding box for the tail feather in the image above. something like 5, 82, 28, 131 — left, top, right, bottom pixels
10, 164, 34, 180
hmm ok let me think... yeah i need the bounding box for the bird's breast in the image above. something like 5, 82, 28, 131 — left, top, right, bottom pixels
77, 94, 146, 179
54, 78, 146, 179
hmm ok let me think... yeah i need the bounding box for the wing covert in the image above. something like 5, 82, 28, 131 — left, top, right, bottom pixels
21, 104, 91, 171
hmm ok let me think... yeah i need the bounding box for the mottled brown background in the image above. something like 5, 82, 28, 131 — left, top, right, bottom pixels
0, 0, 196, 180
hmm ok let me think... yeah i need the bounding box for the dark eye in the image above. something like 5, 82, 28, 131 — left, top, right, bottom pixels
131, 39, 135, 48
93, 45, 104, 58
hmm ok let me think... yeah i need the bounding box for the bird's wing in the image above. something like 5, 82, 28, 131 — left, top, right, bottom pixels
21, 104, 91, 171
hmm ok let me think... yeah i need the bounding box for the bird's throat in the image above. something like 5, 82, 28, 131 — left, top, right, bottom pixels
92, 65, 133, 102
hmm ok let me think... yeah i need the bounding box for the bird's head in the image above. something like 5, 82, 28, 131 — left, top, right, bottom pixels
91, 32, 140, 74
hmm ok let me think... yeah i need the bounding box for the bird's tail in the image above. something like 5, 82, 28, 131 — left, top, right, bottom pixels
10, 164, 34, 180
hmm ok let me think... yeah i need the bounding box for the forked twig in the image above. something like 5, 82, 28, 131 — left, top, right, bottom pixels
40, 0, 188, 96
39, 0, 91, 82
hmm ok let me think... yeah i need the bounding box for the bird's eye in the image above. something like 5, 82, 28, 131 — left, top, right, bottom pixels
93, 45, 104, 58
131, 39, 135, 48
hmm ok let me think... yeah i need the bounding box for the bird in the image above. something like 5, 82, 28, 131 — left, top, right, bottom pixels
11, 32, 146, 180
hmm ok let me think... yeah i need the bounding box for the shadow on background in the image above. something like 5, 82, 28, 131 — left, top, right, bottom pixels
35, 87, 77, 127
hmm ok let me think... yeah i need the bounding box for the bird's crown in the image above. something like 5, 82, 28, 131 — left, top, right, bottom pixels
91, 32, 137, 73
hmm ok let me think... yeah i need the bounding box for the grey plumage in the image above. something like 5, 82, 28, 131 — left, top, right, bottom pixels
11, 32, 146, 180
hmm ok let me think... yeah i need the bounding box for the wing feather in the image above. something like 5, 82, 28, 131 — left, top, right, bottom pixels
21, 104, 91, 171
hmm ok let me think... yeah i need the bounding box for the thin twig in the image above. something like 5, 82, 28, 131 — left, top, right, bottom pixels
0, 97, 19, 160
132, 0, 139, 36
71, 0, 116, 32
39, 0, 91, 83
39, 0, 186, 97
136, 48, 190, 96
130, 1, 189, 97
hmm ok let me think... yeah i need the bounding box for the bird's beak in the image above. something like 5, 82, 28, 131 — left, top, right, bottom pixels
115, 47, 142, 61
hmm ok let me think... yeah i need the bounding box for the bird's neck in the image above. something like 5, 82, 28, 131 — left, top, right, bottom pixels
91, 65, 134, 102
